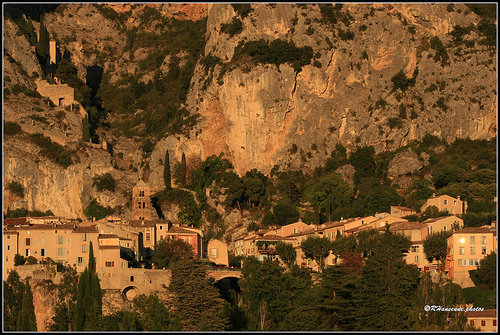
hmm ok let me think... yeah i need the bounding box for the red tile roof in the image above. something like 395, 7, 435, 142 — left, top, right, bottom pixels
128, 220, 156, 227
466, 309, 497, 318
3, 217, 29, 226
99, 234, 119, 239
454, 227, 494, 234
167, 225, 199, 235
389, 221, 427, 231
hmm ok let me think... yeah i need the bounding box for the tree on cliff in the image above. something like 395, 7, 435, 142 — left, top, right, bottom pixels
36, 14, 48, 63
164, 149, 172, 190
17, 277, 37, 331
74, 242, 103, 330
82, 114, 90, 142
49, 264, 79, 331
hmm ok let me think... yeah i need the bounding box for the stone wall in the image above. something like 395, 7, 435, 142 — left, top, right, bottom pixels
35, 78, 76, 107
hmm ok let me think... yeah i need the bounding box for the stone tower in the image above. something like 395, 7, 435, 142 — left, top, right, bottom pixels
132, 180, 152, 221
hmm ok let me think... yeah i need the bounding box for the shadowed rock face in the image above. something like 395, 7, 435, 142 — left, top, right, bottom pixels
3, 3, 496, 217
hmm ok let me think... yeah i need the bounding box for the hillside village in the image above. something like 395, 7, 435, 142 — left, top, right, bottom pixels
3, 3, 497, 332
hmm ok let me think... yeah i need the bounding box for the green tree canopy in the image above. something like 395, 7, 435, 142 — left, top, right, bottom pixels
74, 242, 102, 331
274, 241, 296, 267
301, 235, 332, 271
469, 251, 496, 290
423, 230, 451, 270
355, 229, 420, 331
16, 277, 37, 331
153, 238, 195, 269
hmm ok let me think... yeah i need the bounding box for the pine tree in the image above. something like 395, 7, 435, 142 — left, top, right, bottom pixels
354, 229, 421, 331
164, 150, 171, 190
169, 246, 228, 331
74, 242, 102, 330
16, 277, 37, 331
82, 114, 90, 142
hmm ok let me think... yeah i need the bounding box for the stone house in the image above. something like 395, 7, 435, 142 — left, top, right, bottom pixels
387, 221, 428, 271
420, 194, 467, 215
390, 205, 416, 218
422, 215, 464, 235
207, 239, 229, 266
445, 226, 497, 287
467, 309, 497, 332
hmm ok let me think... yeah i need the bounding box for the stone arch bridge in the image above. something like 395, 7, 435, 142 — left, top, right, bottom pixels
98, 268, 241, 300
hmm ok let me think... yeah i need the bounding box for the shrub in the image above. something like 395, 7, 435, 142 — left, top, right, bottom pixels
220, 17, 243, 37
232, 4, 253, 18
28, 133, 73, 168
7, 181, 24, 198
14, 254, 26, 266
233, 38, 313, 72
4, 121, 22, 135
92, 173, 117, 192
391, 68, 417, 92
84, 198, 112, 221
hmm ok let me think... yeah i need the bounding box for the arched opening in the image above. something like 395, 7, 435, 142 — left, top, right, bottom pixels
122, 286, 140, 300
58, 97, 65, 106
130, 275, 134, 282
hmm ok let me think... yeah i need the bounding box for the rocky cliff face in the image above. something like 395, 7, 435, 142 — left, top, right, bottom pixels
186, 3, 496, 175
3, 3, 496, 218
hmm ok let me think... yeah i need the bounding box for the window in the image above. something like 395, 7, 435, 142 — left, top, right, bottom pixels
159, 225, 163, 230
482, 247, 487, 255
210, 248, 219, 258
130, 276, 134, 282
470, 236, 476, 244
57, 248, 65, 256
7, 245, 10, 251
459, 247, 465, 255
461, 259, 468, 266
454, 200, 457, 206
81, 244, 88, 253
105, 261, 114, 267
138, 202, 142, 208
146, 233, 151, 241
444, 199, 447, 205
481, 236, 487, 244
411, 246, 419, 253
450, 208, 454, 214
57, 236, 64, 244
41, 249, 45, 257
25, 249, 31, 257
121, 262, 127, 269
414, 255, 419, 263
7, 235, 10, 240
77, 257, 84, 266
469, 259, 479, 266
443, 226, 447, 231
470, 320, 475, 327
6, 256, 8, 262
25, 238, 31, 246
429, 226, 433, 233
493, 320, 497, 327
481, 320, 486, 327
41, 238, 45, 246
471, 247, 476, 255
81, 233, 88, 241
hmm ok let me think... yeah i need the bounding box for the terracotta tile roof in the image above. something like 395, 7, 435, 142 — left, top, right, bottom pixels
391, 206, 415, 211
99, 234, 119, 239
167, 225, 199, 235
98, 245, 120, 249
422, 215, 458, 224
390, 221, 427, 231
287, 227, 318, 237
128, 220, 156, 227
453, 227, 495, 234
73, 225, 99, 233
246, 235, 296, 242
466, 309, 497, 318
4, 217, 29, 226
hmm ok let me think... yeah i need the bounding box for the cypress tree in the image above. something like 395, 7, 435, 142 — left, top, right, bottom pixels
17, 277, 37, 331
4, 270, 25, 330
164, 150, 171, 190
180, 152, 187, 186
74, 242, 102, 330
26, 16, 37, 45
36, 14, 48, 62
82, 114, 90, 142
